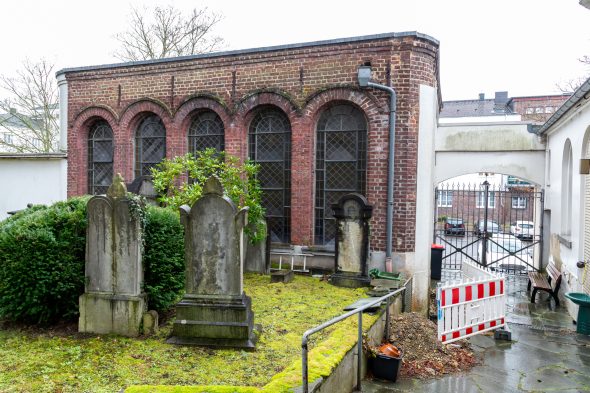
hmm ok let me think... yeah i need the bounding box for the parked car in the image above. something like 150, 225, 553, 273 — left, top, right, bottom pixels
477, 233, 533, 271
443, 217, 465, 236
473, 219, 501, 238
510, 220, 534, 240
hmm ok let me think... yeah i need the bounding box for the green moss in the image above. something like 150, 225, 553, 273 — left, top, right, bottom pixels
0, 274, 380, 392
126, 386, 260, 393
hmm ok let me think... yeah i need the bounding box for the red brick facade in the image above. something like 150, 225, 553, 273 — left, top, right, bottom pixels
61, 32, 440, 252
510, 94, 571, 124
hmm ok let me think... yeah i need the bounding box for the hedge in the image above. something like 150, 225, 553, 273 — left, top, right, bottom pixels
0, 198, 185, 324
143, 205, 185, 312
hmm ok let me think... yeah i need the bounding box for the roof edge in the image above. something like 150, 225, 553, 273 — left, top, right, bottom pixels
0, 152, 67, 160
537, 77, 590, 135
56, 31, 439, 76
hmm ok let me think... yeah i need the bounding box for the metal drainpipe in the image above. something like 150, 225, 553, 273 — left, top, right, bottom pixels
367, 81, 397, 263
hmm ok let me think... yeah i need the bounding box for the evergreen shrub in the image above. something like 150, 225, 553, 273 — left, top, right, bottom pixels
0, 198, 185, 323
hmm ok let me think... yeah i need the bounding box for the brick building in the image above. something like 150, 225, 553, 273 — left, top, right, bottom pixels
509, 94, 572, 124
57, 32, 441, 306
440, 91, 571, 124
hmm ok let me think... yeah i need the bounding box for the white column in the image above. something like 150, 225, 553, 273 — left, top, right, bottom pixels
413, 84, 438, 313
57, 74, 68, 152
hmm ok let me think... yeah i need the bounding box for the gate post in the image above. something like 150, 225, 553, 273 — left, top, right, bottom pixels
482, 180, 490, 267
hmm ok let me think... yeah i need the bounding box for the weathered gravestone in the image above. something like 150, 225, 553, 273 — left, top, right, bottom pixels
79, 174, 146, 336
127, 175, 159, 205
330, 193, 373, 288
168, 176, 259, 348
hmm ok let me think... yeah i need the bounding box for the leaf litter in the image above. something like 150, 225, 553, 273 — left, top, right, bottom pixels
387, 312, 480, 379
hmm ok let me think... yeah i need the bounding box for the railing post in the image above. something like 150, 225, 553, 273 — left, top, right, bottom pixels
357, 312, 362, 392
482, 180, 490, 267
385, 296, 391, 341
302, 341, 308, 393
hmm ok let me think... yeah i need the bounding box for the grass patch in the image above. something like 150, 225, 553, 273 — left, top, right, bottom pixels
0, 274, 378, 393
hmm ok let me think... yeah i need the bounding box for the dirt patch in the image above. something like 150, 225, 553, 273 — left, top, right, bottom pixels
388, 312, 480, 379
0, 319, 79, 337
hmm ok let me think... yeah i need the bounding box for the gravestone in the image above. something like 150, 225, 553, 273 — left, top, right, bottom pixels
168, 176, 259, 348
330, 193, 373, 288
79, 174, 146, 336
127, 175, 159, 205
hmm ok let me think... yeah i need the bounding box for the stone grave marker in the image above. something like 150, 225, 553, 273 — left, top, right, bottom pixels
168, 176, 259, 348
79, 174, 146, 336
330, 193, 373, 288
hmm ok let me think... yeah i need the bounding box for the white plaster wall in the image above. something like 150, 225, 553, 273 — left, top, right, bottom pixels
544, 98, 590, 319
435, 151, 546, 185
411, 84, 438, 313
438, 114, 521, 124
435, 121, 545, 185
0, 156, 67, 219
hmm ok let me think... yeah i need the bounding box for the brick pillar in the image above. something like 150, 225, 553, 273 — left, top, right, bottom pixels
290, 117, 314, 245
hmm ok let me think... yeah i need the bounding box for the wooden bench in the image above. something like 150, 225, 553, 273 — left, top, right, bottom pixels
527, 260, 562, 305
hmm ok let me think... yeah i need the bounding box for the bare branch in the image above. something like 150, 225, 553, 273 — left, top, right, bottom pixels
114, 5, 225, 61
0, 59, 59, 153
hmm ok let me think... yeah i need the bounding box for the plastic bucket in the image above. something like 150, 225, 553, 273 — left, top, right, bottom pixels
370, 353, 403, 382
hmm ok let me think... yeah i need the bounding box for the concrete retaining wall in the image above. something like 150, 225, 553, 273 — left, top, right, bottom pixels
310, 294, 403, 393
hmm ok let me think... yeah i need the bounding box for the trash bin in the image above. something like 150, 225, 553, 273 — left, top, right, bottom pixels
431, 244, 444, 280
370, 353, 403, 382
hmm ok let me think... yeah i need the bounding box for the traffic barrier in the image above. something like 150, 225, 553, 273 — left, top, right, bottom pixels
437, 261, 506, 344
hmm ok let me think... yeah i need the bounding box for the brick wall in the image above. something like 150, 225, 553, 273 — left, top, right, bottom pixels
510, 95, 571, 124
62, 33, 440, 252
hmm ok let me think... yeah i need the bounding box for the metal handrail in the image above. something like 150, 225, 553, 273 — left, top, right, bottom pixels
301, 285, 407, 393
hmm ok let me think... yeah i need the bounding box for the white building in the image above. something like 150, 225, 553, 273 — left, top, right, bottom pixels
537, 77, 590, 318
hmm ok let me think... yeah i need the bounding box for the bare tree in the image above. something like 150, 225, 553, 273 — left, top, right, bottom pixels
114, 5, 225, 61
557, 55, 590, 93
0, 59, 59, 153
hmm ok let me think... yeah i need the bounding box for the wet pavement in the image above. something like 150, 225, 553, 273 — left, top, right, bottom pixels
361, 273, 590, 393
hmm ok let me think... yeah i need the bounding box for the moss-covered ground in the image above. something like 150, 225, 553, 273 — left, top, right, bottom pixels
0, 274, 378, 393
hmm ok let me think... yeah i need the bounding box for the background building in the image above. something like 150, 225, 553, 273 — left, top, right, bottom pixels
58, 32, 442, 310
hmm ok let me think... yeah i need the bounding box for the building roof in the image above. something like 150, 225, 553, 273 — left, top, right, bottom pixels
56, 31, 439, 76
440, 98, 510, 118
0, 112, 29, 128
537, 76, 590, 135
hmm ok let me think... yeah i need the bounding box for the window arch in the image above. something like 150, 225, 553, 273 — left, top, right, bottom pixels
87, 120, 114, 195
561, 139, 573, 236
188, 110, 224, 153
249, 108, 291, 243
315, 104, 368, 246
135, 115, 166, 178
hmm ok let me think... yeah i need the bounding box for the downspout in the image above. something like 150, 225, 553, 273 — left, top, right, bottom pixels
358, 66, 397, 267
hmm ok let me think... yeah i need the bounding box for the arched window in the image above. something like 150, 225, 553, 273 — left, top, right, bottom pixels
135, 115, 166, 178
188, 111, 225, 153
561, 139, 573, 236
315, 104, 367, 246
87, 120, 114, 195
249, 108, 291, 243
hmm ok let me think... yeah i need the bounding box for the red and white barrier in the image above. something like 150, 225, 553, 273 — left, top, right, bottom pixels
437, 261, 506, 344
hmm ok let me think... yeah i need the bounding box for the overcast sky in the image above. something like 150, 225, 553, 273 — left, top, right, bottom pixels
1, 0, 588, 101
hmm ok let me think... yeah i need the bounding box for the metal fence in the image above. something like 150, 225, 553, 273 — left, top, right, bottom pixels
434, 181, 542, 274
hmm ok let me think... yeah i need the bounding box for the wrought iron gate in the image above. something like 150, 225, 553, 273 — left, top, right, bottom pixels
434, 180, 542, 274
